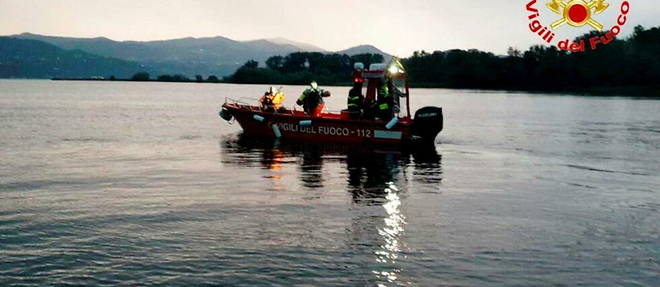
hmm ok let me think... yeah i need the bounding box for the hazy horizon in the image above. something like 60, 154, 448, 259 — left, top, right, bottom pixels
1, 0, 659, 57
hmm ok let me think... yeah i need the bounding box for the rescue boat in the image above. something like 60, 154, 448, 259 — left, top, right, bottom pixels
219, 58, 443, 145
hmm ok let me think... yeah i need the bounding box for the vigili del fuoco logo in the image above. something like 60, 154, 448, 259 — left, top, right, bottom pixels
525, 0, 631, 52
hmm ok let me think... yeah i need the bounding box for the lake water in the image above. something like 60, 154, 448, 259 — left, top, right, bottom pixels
1, 80, 658, 286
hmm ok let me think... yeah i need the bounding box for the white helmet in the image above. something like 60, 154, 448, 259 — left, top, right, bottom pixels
310, 81, 318, 89
269, 86, 278, 94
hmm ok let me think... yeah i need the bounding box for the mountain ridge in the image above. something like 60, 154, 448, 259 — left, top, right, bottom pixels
0, 37, 147, 78
14, 32, 390, 57
4, 32, 392, 78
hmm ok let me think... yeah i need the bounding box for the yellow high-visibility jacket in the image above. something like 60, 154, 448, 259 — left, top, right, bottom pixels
271, 92, 284, 109
261, 92, 285, 109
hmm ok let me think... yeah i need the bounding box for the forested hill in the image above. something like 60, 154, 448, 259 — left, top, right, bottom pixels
228, 53, 386, 85
227, 26, 660, 94
404, 26, 660, 91
13, 33, 391, 77
0, 37, 146, 78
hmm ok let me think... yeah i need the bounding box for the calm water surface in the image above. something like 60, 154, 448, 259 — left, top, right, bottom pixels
1, 80, 659, 286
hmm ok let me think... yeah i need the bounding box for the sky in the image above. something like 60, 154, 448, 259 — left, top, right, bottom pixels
1, 0, 658, 57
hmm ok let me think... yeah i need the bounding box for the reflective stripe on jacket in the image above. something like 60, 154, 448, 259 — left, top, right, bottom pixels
297, 88, 323, 104
347, 88, 363, 109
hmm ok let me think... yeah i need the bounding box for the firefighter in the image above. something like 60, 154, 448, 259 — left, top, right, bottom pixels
346, 81, 364, 118
388, 80, 401, 116
376, 80, 393, 120
297, 81, 330, 117
259, 86, 285, 112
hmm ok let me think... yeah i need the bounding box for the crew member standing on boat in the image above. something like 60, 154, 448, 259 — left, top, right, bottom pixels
346, 64, 365, 118
388, 80, 401, 116
297, 81, 330, 117
346, 81, 364, 118
260, 86, 285, 112
376, 80, 393, 120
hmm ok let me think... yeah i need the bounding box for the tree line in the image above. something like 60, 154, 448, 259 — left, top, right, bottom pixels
227, 53, 385, 85
225, 26, 660, 94
124, 72, 221, 83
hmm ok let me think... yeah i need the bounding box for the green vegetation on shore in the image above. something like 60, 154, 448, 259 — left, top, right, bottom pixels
53, 73, 222, 83
227, 53, 385, 85
47, 26, 660, 96
223, 26, 660, 95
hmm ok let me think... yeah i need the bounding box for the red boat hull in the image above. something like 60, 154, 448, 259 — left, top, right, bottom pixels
222, 103, 414, 144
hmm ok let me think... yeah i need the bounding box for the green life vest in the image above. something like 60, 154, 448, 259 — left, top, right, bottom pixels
347, 87, 363, 109
377, 84, 390, 110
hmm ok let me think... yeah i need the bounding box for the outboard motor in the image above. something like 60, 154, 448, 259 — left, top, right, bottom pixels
219, 107, 233, 122
411, 107, 443, 143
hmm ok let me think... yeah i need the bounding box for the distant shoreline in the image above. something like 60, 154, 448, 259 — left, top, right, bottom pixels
51, 78, 222, 84
48, 78, 660, 97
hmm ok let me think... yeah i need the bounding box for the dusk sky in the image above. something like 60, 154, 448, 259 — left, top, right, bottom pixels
1, 0, 658, 56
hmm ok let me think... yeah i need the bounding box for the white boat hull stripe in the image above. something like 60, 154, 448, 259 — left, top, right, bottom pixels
374, 130, 402, 140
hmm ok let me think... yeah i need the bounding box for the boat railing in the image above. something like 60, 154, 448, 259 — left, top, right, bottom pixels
225, 97, 254, 105
225, 97, 348, 116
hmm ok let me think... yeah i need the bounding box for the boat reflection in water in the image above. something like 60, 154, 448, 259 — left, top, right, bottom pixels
220, 134, 442, 285
343, 144, 441, 285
